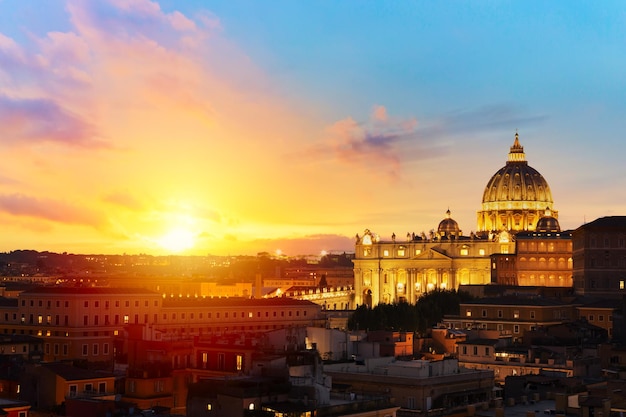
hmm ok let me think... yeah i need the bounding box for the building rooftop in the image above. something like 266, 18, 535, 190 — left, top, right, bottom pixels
463, 296, 573, 307
20, 286, 158, 295
41, 362, 115, 381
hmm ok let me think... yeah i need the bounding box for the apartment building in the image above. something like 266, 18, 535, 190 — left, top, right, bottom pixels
442, 296, 577, 342
0, 286, 324, 364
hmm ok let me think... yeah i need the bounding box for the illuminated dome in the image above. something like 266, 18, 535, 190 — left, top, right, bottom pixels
535, 207, 561, 232
477, 133, 557, 233
438, 209, 461, 238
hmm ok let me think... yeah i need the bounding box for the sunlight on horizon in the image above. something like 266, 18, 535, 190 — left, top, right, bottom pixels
156, 228, 196, 253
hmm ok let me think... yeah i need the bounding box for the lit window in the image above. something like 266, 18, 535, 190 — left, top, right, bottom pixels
207, 404, 212, 411
383, 250, 389, 257
415, 249, 421, 255
397, 248, 405, 256
460, 248, 468, 256
236, 354, 243, 371
621, 281, 625, 290
123, 315, 129, 324
513, 310, 519, 319
248, 403, 255, 410
466, 310, 472, 317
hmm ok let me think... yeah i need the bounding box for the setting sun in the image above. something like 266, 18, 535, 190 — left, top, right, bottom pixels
156, 228, 196, 253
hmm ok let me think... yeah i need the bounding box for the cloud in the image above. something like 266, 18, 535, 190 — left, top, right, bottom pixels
0, 193, 104, 226
102, 191, 145, 211
0, 95, 105, 147
321, 105, 419, 179
418, 104, 548, 139
249, 233, 354, 256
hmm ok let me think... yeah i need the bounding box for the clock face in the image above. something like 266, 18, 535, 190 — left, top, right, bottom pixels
362, 234, 372, 245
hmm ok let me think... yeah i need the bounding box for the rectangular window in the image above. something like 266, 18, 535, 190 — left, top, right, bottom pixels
530, 311, 535, 319
513, 310, 520, 319
82, 344, 88, 356
513, 325, 520, 334
123, 315, 129, 324
218, 353, 225, 370
473, 346, 478, 355
85, 383, 93, 393
236, 354, 243, 371
154, 380, 164, 393
69, 384, 77, 397
482, 309, 487, 317
485, 347, 490, 356
84, 301, 89, 308
466, 310, 472, 317
99, 382, 106, 393
93, 344, 98, 355
103, 343, 109, 355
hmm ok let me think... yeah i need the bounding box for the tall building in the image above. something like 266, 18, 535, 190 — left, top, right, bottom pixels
572, 216, 626, 298
353, 133, 570, 307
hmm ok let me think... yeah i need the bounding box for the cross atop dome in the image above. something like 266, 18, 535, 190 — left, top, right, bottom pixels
508, 131, 526, 163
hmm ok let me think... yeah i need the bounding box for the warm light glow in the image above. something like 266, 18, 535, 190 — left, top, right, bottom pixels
157, 228, 196, 253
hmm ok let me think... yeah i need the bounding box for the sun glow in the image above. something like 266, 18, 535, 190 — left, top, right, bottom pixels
156, 228, 196, 253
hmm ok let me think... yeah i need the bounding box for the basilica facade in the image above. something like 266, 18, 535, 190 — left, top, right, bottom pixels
353, 133, 572, 307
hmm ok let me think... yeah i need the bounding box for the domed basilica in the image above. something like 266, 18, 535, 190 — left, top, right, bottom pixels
353, 133, 572, 308
477, 132, 557, 234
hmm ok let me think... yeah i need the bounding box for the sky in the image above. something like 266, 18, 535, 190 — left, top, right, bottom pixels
0, 0, 625, 257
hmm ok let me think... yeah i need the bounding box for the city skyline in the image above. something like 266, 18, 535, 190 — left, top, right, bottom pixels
1, 1, 625, 256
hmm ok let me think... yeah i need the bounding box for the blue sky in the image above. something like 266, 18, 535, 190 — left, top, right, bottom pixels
0, 0, 624, 255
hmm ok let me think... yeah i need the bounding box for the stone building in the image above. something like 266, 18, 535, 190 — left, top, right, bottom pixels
353, 133, 570, 307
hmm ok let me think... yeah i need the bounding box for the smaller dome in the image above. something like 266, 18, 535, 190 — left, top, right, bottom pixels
438, 209, 461, 237
536, 207, 561, 232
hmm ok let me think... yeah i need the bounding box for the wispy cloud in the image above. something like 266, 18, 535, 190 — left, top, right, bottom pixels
0, 95, 104, 147
318, 105, 419, 179
0, 193, 104, 226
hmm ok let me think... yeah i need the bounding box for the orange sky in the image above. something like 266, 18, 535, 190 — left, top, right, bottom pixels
1, 1, 625, 256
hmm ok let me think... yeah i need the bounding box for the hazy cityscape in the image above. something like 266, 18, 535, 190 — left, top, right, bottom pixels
2, 1, 626, 417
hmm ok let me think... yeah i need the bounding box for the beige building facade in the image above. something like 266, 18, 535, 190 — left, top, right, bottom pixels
354, 133, 569, 307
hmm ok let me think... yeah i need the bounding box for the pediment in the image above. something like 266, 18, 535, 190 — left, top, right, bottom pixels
414, 248, 452, 260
